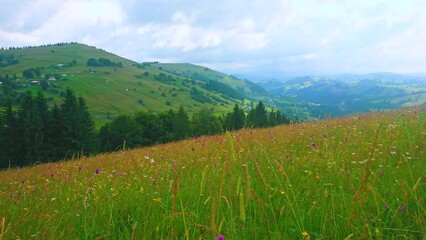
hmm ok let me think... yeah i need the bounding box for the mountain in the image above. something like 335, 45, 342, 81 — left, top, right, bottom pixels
257, 73, 426, 117
0, 43, 267, 125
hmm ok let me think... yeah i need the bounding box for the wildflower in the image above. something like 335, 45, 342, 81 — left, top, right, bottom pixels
383, 204, 389, 210
216, 235, 225, 240
302, 231, 309, 237
191, 133, 195, 139
78, 166, 82, 171
50, 173, 54, 177
95, 169, 99, 174
399, 205, 406, 212
312, 143, 316, 149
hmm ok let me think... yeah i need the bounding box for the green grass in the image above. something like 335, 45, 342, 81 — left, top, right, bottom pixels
0, 107, 424, 239
1, 44, 255, 126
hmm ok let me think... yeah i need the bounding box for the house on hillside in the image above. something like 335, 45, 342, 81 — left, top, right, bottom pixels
30, 81, 39, 85
57, 64, 64, 67
48, 76, 56, 81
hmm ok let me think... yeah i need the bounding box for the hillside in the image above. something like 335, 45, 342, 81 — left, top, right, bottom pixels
0, 43, 267, 125
258, 74, 426, 118
0, 107, 424, 239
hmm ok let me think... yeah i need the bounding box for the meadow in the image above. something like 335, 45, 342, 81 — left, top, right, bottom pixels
0, 108, 425, 239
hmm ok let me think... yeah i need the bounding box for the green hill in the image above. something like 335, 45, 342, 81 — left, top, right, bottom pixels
0, 43, 267, 126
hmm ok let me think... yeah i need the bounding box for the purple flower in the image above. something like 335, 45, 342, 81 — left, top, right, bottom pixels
50, 173, 54, 177
399, 205, 406, 212
95, 169, 99, 174
78, 166, 82, 171
216, 235, 225, 240
312, 143, 316, 149
383, 204, 389, 210
191, 133, 195, 139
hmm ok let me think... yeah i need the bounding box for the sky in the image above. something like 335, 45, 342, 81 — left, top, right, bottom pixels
0, 0, 425, 78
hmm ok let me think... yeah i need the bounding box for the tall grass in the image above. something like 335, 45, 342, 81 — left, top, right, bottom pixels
0, 108, 425, 239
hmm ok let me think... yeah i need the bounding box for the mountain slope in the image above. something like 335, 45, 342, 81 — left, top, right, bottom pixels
0, 43, 267, 125
258, 74, 426, 117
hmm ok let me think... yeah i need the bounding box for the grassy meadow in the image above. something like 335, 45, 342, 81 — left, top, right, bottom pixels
0, 108, 425, 239
1, 44, 264, 126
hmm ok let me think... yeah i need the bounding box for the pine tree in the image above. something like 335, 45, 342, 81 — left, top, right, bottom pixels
47, 104, 66, 160
254, 101, 267, 128
77, 96, 98, 154
33, 92, 50, 162
246, 101, 267, 128
61, 88, 98, 157
2, 99, 22, 166
172, 106, 190, 140
18, 92, 36, 165
0, 108, 6, 168
232, 103, 245, 130
61, 88, 80, 156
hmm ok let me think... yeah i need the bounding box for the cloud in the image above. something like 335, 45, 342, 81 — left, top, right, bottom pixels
0, 0, 425, 76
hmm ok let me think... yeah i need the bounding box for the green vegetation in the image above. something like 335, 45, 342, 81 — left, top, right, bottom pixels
259, 75, 426, 118
0, 90, 290, 168
0, 43, 267, 126
0, 107, 424, 239
0, 89, 97, 168
86, 57, 123, 67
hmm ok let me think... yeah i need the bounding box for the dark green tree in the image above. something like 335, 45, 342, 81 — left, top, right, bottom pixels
134, 111, 164, 145
191, 107, 222, 136
172, 106, 190, 140
77, 96, 98, 154
1, 100, 22, 167
99, 115, 144, 151
246, 101, 267, 128
61, 88, 97, 157
46, 104, 66, 160
232, 103, 245, 130
158, 110, 175, 142
23, 69, 34, 79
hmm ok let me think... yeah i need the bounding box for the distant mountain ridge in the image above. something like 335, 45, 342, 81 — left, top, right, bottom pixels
257, 73, 426, 117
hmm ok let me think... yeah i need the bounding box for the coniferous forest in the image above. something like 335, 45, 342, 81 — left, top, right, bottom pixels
0, 90, 291, 169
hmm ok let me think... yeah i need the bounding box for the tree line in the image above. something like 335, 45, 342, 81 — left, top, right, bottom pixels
0, 90, 291, 169
0, 89, 97, 168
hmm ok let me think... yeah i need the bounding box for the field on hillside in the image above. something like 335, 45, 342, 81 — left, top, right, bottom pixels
1, 44, 266, 126
0, 108, 425, 239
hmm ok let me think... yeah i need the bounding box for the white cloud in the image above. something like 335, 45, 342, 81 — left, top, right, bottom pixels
0, 0, 425, 75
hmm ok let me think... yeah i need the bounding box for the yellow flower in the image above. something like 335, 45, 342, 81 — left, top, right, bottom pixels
280, 191, 286, 195
302, 231, 309, 236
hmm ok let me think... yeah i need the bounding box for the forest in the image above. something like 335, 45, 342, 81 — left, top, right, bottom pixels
0, 90, 290, 169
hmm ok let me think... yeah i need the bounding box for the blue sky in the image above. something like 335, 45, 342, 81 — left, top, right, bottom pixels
0, 0, 425, 77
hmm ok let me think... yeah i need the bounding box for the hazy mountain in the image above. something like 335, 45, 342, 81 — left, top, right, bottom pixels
257, 73, 426, 117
